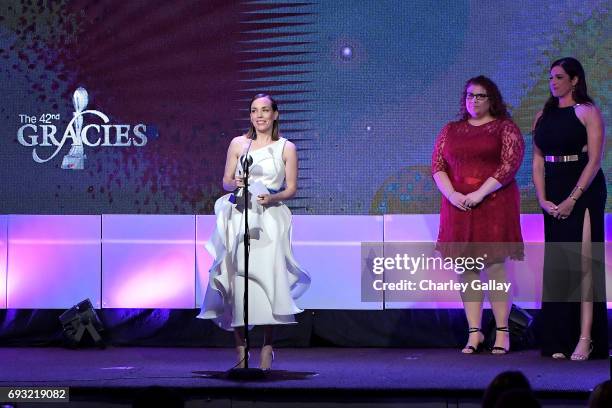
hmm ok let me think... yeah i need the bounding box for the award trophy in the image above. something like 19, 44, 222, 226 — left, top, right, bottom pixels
61, 87, 88, 170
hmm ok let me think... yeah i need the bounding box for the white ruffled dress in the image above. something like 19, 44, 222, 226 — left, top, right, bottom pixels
197, 137, 311, 329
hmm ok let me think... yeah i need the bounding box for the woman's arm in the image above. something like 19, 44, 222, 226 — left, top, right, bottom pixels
463, 178, 501, 207
531, 110, 561, 216
222, 137, 244, 192
433, 171, 469, 211
555, 104, 605, 219
431, 123, 468, 211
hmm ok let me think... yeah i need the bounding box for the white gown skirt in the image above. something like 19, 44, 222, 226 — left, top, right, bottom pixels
197, 194, 310, 330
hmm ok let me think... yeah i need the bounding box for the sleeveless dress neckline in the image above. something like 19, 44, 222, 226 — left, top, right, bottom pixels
248, 138, 283, 154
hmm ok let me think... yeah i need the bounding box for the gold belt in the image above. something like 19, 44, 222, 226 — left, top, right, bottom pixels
545, 154, 579, 162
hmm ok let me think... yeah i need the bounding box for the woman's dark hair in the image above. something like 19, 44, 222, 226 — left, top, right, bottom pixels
589, 380, 612, 408
482, 371, 532, 408
459, 75, 509, 120
133, 386, 184, 408
494, 389, 540, 408
541, 57, 593, 115
246, 93, 279, 140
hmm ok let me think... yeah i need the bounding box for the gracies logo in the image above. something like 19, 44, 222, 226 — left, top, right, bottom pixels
17, 87, 148, 169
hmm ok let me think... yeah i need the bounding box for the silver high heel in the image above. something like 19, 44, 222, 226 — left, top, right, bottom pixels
570, 337, 593, 361
260, 345, 275, 370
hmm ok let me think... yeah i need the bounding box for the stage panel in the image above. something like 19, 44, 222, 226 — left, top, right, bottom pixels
101, 215, 195, 308
382, 214, 546, 309
1, 214, 609, 309
383, 214, 546, 241
0, 215, 7, 309
384, 214, 440, 242
195, 215, 216, 308
6, 215, 101, 308
292, 215, 384, 310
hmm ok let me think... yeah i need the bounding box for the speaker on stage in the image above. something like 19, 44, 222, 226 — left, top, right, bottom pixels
59, 299, 105, 348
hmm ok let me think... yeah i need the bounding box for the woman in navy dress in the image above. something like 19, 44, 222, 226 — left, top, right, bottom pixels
532, 57, 607, 360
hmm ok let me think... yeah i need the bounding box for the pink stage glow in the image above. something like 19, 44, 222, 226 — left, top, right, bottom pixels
6, 215, 101, 309
195, 216, 216, 308
384, 215, 544, 309
102, 215, 195, 308
292, 215, 385, 310
108, 256, 194, 308
0, 216, 7, 309
0, 214, 609, 309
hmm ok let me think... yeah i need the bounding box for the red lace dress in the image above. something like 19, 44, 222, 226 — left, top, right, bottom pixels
431, 118, 524, 262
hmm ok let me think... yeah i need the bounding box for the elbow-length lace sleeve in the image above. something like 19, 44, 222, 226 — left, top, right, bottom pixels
492, 120, 525, 186
431, 123, 451, 175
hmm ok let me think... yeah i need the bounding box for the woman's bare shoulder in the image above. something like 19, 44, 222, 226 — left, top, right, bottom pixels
574, 103, 601, 118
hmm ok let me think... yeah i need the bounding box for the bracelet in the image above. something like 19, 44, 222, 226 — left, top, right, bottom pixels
569, 195, 578, 202
575, 185, 584, 192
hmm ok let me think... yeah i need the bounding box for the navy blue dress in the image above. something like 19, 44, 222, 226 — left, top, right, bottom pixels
534, 104, 608, 359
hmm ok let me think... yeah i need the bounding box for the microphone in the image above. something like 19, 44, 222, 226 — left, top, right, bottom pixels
233, 139, 254, 200
240, 139, 254, 173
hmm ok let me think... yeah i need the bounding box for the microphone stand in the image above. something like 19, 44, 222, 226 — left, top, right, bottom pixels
227, 147, 265, 380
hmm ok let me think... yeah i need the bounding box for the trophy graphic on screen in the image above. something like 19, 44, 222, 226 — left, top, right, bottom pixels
61, 87, 88, 170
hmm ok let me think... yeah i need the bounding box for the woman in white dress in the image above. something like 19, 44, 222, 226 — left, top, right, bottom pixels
198, 94, 310, 370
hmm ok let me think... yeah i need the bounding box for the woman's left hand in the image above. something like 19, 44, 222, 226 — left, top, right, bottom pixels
555, 197, 575, 219
257, 194, 274, 205
464, 191, 485, 208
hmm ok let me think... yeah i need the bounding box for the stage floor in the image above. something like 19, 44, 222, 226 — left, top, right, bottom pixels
0, 347, 607, 406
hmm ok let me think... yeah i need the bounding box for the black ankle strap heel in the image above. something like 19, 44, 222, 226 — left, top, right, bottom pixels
462, 327, 484, 354
491, 327, 510, 354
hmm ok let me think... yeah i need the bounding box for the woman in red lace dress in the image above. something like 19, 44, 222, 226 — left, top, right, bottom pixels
432, 76, 524, 354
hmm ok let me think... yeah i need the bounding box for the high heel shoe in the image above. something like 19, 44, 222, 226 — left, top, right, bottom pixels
259, 345, 275, 370
461, 327, 484, 354
491, 327, 510, 355
570, 336, 593, 361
